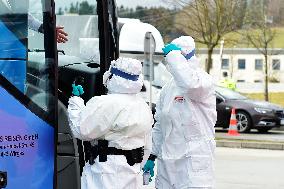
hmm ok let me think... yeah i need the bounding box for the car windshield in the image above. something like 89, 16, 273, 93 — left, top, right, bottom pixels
216, 86, 247, 100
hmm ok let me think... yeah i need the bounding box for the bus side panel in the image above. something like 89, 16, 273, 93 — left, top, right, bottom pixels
0, 86, 54, 189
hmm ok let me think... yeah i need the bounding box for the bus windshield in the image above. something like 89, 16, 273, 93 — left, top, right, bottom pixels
29, 0, 99, 63
57, 0, 99, 63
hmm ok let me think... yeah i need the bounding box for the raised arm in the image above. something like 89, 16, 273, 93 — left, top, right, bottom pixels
28, 13, 43, 33
165, 50, 214, 102
28, 13, 68, 43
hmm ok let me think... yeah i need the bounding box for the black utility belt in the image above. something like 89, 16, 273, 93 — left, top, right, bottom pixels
87, 140, 144, 166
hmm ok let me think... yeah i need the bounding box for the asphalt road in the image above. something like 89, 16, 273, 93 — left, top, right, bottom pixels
143, 147, 284, 189
215, 147, 284, 189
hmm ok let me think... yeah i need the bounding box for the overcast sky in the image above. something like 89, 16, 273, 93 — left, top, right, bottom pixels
116, 0, 169, 8
55, 0, 172, 10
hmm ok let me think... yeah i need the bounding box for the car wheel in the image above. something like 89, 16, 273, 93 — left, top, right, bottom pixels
257, 128, 271, 133
236, 111, 252, 133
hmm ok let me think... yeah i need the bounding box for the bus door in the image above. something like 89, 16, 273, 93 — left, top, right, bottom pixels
0, 0, 57, 188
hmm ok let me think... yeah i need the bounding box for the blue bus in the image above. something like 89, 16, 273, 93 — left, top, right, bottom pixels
0, 0, 118, 188
0, 0, 57, 188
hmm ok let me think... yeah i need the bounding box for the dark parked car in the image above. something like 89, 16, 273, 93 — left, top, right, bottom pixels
216, 86, 284, 133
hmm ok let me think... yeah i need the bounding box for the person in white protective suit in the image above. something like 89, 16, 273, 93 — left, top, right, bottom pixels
143, 36, 217, 189
1, 0, 68, 42
28, 13, 68, 43
68, 57, 154, 189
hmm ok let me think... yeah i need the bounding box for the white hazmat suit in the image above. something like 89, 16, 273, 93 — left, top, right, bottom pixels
152, 36, 217, 189
68, 57, 154, 189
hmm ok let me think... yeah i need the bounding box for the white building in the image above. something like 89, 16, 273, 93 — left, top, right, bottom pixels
197, 48, 284, 85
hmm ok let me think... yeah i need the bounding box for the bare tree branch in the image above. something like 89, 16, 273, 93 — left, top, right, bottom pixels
171, 0, 245, 72
244, 0, 277, 101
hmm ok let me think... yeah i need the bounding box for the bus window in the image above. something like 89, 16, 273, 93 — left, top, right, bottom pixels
27, 0, 56, 111
0, 1, 28, 93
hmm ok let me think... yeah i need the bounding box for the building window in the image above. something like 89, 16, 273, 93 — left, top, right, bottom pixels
255, 59, 263, 70
238, 59, 246, 70
237, 80, 245, 83
272, 59, 280, 70
221, 59, 229, 69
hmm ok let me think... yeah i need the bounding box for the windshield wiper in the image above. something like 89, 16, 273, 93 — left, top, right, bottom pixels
28, 49, 65, 55
58, 50, 65, 55
58, 62, 83, 74
59, 63, 82, 69
28, 48, 45, 53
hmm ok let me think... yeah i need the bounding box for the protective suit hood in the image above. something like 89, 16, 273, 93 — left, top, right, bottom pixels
171, 36, 195, 55
165, 36, 200, 70
103, 57, 143, 94
171, 36, 199, 65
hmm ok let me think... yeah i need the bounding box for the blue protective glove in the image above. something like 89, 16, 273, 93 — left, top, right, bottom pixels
72, 84, 84, 96
162, 43, 181, 56
142, 160, 155, 182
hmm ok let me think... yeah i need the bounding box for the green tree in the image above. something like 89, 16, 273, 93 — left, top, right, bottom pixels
135, 6, 147, 18
58, 7, 63, 15
79, 1, 96, 15
118, 5, 132, 18
174, 0, 246, 73
69, 3, 77, 14
245, 0, 277, 101
140, 7, 180, 42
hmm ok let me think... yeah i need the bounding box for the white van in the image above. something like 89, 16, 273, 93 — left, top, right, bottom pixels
118, 18, 171, 104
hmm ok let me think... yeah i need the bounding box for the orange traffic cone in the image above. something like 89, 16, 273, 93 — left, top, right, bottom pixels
226, 108, 240, 136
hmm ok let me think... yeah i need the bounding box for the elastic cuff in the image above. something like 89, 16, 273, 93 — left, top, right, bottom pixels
148, 154, 157, 161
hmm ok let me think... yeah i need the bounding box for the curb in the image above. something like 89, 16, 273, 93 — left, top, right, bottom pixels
216, 140, 284, 150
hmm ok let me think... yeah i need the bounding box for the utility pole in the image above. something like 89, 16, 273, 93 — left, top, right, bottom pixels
230, 45, 236, 79
219, 38, 225, 80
